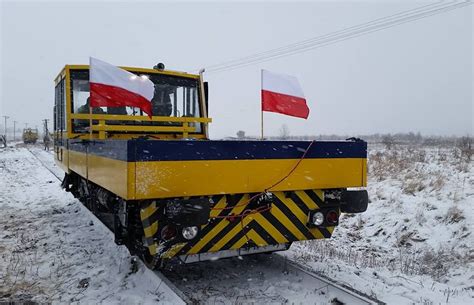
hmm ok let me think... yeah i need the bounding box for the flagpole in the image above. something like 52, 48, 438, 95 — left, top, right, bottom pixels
199, 68, 209, 140
89, 103, 93, 139
261, 69, 264, 140
89, 57, 93, 140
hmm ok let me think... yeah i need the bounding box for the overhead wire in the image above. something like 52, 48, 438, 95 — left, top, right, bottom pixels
202, 1, 443, 71
198, 1, 472, 74
207, 1, 471, 73
214, 1, 473, 71
206, 1, 472, 73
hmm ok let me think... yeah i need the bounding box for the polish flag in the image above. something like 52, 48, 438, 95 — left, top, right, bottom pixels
89, 57, 154, 117
261, 69, 309, 119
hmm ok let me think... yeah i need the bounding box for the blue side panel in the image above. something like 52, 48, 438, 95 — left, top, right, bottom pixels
133, 140, 366, 162
67, 139, 367, 162
68, 139, 130, 161
68, 140, 88, 153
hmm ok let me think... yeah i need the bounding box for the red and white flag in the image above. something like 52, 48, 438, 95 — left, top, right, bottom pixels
261, 69, 309, 119
89, 57, 154, 117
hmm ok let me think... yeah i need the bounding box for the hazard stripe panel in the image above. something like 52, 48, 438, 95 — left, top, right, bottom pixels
141, 189, 337, 258
140, 201, 160, 255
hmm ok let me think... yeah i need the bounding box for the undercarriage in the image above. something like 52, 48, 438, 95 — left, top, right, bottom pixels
62, 173, 161, 268
62, 172, 368, 270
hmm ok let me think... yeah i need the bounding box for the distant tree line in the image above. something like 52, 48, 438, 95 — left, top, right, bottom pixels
230, 127, 471, 158
265, 130, 471, 150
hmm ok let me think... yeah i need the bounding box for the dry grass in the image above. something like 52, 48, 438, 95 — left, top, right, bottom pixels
429, 172, 446, 192
295, 144, 472, 284
294, 240, 471, 282
444, 206, 465, 224
368, 146, 469, 196
402, 173, 426, 195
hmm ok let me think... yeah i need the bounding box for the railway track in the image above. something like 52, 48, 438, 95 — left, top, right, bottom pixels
27, 146, 383, 305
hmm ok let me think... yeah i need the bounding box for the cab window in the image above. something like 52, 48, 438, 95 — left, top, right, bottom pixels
69, 70, 202, 134
54, 78, 66, 135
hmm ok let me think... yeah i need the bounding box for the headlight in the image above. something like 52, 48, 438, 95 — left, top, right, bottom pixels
312, 212, 324, 226
182, 226, 199, 240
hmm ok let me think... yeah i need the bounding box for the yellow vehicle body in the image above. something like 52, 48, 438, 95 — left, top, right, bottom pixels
53, 64, 368, 267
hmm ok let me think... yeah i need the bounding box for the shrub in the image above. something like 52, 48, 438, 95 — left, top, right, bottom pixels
444, 206, 464, 224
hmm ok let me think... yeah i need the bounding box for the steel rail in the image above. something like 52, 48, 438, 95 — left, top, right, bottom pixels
26, 147, 188, 304
27, 147, 62, 181
276, 254, 384, 305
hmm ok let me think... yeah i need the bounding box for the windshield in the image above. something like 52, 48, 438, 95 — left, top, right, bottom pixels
70, 70, 202, 133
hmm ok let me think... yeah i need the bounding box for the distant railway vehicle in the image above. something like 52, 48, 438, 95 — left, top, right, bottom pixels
53, 64, 368, 269
22, 128, 39, 144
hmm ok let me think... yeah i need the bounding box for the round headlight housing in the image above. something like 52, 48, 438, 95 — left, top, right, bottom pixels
312, 212, 324, 226
182, 226, 199, 240
161, 225, 177, 240
326, 210, 339, 225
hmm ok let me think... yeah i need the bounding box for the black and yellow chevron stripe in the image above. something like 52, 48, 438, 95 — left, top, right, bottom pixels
140, 189, 337, 259
140, 201, 160, 255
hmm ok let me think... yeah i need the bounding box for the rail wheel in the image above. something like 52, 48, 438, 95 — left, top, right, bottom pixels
127, 206, 162, 270
140, 250, 162, 270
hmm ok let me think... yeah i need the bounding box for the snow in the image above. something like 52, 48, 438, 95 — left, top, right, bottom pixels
162, 253, 372, 305
1, 143, 472, 304
0, 146, 184, 304
285, 144, 474, 304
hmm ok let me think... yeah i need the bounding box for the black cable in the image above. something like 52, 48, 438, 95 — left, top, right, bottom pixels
208, 1, 471, 73
199, 1, 472, 74
202, 1, 445, 71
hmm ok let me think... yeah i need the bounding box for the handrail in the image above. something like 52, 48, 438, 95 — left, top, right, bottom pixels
69, 114, 209, 139
70, 113, 212, 123
91, 124, 196, 133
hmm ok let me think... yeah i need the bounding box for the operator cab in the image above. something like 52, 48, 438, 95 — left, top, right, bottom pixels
53, 64, 211, 142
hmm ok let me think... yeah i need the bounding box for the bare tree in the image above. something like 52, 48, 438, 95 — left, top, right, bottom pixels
458, 136, 472, 161
382, 134, 394, 150
236, 130, 246, 139
279, 124, 290, 140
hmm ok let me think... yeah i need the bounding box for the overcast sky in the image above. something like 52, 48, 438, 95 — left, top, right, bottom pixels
1, 0, 472, 138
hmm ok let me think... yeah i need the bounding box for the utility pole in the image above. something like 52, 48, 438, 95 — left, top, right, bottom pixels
2, 115, 9, 143
13, 121, 17, 141
42, 119, 51, 150
43, 119, 50, 135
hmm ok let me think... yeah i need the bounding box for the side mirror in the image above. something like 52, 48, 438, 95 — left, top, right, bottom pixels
204, 81, 209, 116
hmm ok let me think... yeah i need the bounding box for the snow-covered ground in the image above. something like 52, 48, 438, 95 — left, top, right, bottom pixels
0, 146, 183, 304
286, 144, 473, 304
1, 143, 472, 304
162, 253, 374, 305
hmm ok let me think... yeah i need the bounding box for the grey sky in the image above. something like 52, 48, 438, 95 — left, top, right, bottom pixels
1, 0, 472, 138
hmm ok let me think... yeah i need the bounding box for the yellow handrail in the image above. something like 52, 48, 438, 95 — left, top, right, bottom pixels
91, 124, 196, 133
69, 114, 209, 139
70, 113, 212, 123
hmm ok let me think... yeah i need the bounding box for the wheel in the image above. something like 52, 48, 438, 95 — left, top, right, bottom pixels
127, 205, 162, 270
140, 250, 162, 270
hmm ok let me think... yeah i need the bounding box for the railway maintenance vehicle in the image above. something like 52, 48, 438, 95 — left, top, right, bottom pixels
22, 128, 39, 144
53, 63, 368, 269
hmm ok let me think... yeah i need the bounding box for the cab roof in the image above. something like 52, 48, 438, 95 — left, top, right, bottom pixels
55, 64, 200, 85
